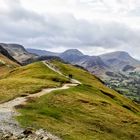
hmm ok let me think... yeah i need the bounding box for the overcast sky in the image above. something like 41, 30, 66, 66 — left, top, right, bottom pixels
0, 0, 140, 59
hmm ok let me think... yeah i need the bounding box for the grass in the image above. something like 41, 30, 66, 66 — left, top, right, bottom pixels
17, 60, 140, 140
52, 61, 140, 112
0, 54, 19, 76
0, 61, 69, 103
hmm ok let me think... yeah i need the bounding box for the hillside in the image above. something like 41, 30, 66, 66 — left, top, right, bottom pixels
0, 62, 69, 103
16, 60, 140, 140
0, 45, 20, 76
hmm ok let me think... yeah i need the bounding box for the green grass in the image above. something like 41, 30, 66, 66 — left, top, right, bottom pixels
0, 62, 69, 103
52, 61, 140, 112
17, 60, 140, 140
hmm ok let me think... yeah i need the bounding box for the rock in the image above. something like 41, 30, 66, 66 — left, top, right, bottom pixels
17, 133, 25, 139
42, 137, 49, 140
35, 129, 44, 135
23, 127, 34, 136
0, 128, 61, 140
9, 135, 18, 140
2, 132, 13, 139
0, 129, 4, 138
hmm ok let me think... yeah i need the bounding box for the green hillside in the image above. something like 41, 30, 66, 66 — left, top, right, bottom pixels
0, 62, 69, 103
17, 60, 140, 140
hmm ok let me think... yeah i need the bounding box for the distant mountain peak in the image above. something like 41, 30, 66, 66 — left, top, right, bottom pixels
62, 49, 84, 56
100, 51, 136, 61
100, 51, 140, 71
100, 51, 130, 57
110, 51, 130, 57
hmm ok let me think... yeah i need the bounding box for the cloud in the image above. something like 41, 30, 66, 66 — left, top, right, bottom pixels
0, 0, 140, 59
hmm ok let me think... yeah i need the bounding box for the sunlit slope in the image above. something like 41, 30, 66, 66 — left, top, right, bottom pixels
53, 61, 140, 113
18, 60, 140, 140
0, 54, 19, 76
0, 62, 69, 103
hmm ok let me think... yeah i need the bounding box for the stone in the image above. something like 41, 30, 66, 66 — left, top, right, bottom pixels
23, 127, 34, 136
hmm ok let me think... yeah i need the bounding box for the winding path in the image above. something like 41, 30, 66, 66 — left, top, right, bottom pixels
0, 61, 81, 138
43, 61, 81, 85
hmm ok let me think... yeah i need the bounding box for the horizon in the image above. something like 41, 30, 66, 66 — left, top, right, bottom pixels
27, 46, 140, 60
1, 41, 140, 60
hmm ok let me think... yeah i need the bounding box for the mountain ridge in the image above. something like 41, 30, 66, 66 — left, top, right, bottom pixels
27, 48, 59, 56
0, 45, 20, 64
0, 43, 37, 64
1, 43, 139, 75
0, 45, 20, 76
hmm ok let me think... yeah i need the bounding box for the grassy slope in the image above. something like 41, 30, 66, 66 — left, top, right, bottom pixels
17, 60, 140, 140
0, 54, 19, 76
0, 62, 69, 103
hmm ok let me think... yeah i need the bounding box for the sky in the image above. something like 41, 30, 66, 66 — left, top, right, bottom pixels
0, 0, 140, 59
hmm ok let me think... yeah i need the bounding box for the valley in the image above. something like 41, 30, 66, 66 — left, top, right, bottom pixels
105, 71, 140, 103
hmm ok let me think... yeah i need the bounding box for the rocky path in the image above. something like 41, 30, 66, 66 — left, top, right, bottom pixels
0, 61, 81, 139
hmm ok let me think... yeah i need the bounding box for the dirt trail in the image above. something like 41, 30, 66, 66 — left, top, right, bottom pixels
0, 83, 78, 135
0, 61, 81, 139
43, 61, 81, 85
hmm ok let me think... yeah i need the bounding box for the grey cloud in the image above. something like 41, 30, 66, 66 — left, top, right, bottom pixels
0, 0, 140, 58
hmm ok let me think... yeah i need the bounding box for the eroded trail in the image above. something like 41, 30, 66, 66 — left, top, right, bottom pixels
0, 61, 81, 139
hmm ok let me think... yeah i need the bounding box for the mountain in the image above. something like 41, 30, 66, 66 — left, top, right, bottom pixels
60, 50, 140, 73
58, 49, 110, 78
0, 43, 37, 64
0, 45, 20, 76
0, 45, 20, 64
77, 56, 110, 76
100, 51, 139, 64
100, 51, 140, 71
27, 48, 59, 56
59, 49, 84, 63
26, 48, 140, 74
59, 50, 140, 77
60, 49, 84, 56
27, 48, 85, 63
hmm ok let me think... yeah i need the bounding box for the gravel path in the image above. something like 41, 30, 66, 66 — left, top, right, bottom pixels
0, 83, 78, 135
44, 61, 81, 85
0, 61, 81, 139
